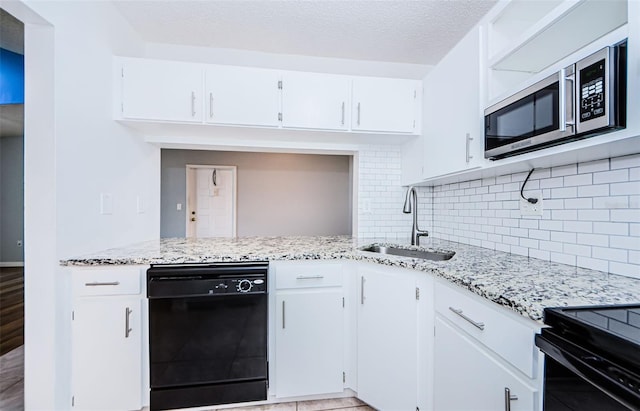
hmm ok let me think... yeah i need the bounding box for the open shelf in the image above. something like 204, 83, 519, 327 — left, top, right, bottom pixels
489, 0, 627, 74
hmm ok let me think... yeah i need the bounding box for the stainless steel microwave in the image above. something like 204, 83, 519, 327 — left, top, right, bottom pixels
484, 40, 627, 160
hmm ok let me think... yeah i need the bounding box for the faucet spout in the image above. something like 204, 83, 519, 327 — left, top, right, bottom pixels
402, 186, 429, 246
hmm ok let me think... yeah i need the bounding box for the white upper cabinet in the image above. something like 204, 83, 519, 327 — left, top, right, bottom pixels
120, 57, 203, 123
422, 26, 484, 180
281, 71, 351, 131
352, 77, 420, 134
205, 65, 280, 127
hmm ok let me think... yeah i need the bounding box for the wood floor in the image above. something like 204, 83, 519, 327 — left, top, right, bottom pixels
0, 345, 23, 411
0, 267, 24, 357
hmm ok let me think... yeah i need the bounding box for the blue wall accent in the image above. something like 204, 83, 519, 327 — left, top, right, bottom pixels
0, 48, 25, 105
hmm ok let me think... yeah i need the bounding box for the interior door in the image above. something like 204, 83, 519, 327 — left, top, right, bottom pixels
186, 166, 236, 238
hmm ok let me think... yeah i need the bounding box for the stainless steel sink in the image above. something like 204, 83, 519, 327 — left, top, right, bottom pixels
360, 245, 455, 261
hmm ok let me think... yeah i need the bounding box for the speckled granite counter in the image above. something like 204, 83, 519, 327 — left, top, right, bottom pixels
60, 236, 640, 321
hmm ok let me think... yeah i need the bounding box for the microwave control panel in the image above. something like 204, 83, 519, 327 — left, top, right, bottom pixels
579, 59, 606, 121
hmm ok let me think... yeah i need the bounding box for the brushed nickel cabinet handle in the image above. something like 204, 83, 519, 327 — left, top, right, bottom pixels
449, 307, 485, 330
125, 307, 132, 338
282, 300, 285, 329
505, 387, 518, 411
296, 275, 324, 280
357, 102, 361, 126
360, 276, 365, 305
341, 101, 345, 125
209, 92, 213, 118
191, 91, 196, 117
85, 281, 120, 287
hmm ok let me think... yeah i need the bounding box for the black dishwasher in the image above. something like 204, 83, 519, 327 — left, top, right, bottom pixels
147, 262, 268, 410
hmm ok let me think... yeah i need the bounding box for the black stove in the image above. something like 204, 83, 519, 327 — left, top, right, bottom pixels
535, 304, 640, 411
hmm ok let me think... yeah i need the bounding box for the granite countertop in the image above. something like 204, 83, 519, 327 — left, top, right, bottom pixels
61, 236, 640, 322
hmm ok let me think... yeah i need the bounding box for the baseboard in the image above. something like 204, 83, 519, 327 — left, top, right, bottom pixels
0, 262, 24, 267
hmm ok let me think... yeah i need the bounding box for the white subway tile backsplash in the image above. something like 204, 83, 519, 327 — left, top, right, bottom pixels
577, 233, 609, 247
577, 256, 609, 272
577, 209, 610, 221
577, 184, 609, 197
611, 209, 640, 223
610, 154, 640, 170
610, 236, 640, 251
564, 198, 593, 209
540, 177, 564, 189
609, 262, 640, 279
550, 252, 577, 265
593, 169, 628, 184
578, 158, 609, 173
610, 182, 640, 196
551, 187, 578, 198
592, 246, 627, 262
564, 243, 591, 257
360, 148, 638, 279
564, 174, 592, 186
552, 164, 577, 177
530, 249, 550, 261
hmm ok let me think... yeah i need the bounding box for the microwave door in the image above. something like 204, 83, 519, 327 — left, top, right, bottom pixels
484, 68, 576, 160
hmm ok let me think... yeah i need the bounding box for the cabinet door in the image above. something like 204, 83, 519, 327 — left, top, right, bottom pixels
357, 266, 417, 410
72, 297, 142, 410
352, 77, 419, 133
205, 65, 280, 127
281, 71, 350, 130
423, 26, 483, 178
434, 317, 538, 411
121, 58, 203, 123
275, 290, 344, 398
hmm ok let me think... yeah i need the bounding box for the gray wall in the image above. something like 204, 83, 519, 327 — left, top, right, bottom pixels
0, 135, 24, 262
161, 150, 353, 237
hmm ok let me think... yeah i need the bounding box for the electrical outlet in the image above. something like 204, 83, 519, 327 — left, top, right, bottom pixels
361, 198, 372, 215
520, 190, 544, 216
100, 193, 113, 215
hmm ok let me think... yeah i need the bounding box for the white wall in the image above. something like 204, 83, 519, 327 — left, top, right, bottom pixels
161, 150, 353, 237
2, 1, 157, 409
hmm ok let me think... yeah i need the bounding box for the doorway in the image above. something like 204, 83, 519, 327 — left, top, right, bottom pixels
185, 165, 237, 238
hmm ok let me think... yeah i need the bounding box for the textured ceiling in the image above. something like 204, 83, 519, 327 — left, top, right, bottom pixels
113, 0, 497, 65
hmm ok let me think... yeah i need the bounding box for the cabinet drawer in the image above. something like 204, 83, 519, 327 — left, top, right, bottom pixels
275, 262, 342, 289
72, 268, 142, 297
435, 282, 539, 379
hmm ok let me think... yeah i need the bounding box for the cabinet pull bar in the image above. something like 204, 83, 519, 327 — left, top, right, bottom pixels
85, 281, 120, 287
191, 91, 196, 117
465, 133, 473, 164
504, 387, 518, 411
125, 307, 132, 338
209, 92, 213, 118
357, 102, 361, 126
341, 102, 345, 125
360, 276, 365, 305
449, 307, 485, 330
282, 301, 285, 329
296, 275, 324, 280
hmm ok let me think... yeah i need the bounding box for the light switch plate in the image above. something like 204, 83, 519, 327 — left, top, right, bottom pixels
100, 193, 113, 215
136, 196, 145, 214
520, 191, 543, 216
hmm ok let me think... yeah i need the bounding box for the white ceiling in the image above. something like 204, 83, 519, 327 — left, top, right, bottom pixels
113, 0, 497, 65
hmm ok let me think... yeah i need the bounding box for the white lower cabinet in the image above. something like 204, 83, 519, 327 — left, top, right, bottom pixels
434, 317, 537, 411
70, 268, 144, 411
357, 264, 422, 411
275, 291, 344, 397
273, 261, 345, 398
433, 280, 543, 411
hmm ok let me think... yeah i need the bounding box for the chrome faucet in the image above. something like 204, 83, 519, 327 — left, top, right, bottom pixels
403, 186, 429, 246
